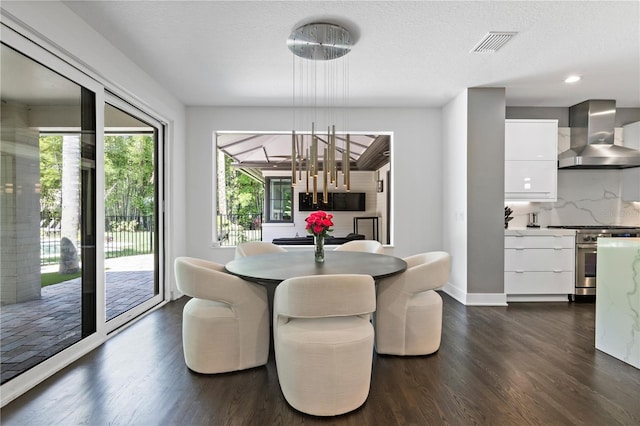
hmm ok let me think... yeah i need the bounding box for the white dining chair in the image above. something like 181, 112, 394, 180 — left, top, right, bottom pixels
273, 274, 376, 416
333, 239, 383, 254
235, 241, 287, 258
174, 257, 269, 373
375, 251, 451, 356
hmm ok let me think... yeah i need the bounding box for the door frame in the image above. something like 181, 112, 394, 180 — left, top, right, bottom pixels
103, 94, 166, 334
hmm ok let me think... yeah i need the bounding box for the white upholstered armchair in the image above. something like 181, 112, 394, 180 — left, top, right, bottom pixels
174, 257, 269, 373
235, 241, 287, 258
375, 251, 451, 356
333, 240, 384, 254
273, 274, 376, 416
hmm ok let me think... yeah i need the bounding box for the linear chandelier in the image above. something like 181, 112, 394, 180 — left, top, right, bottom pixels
287, 22, 354, 205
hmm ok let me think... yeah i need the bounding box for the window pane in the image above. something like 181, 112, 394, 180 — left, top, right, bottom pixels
267, 178, 292, 222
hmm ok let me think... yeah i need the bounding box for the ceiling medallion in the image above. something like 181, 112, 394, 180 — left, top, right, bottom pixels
287, 22, 353, 60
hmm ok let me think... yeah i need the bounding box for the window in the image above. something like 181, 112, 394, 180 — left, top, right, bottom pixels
266, 177, 292, 222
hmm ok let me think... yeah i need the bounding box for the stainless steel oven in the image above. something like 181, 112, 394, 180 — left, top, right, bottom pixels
576, 232, 600, 296
548, 226, 639, 300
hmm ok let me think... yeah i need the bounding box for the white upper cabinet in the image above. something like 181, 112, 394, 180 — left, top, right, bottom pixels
505, 119, 558, 202
505, 120, 558, 161
505, 161, 557, 200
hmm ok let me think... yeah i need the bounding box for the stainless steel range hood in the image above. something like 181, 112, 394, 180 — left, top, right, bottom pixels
558, 100, 640, 169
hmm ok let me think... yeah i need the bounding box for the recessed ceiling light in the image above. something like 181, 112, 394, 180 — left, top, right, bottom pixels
565, 75, 581, 83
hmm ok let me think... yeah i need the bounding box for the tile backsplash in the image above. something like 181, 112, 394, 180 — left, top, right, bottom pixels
507, 127, 640, 228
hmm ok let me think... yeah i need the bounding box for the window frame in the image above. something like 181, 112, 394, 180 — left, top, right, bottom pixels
265, 176, 293, 223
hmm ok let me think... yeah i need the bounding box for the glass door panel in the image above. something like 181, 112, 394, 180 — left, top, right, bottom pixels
103, 101, 163, 330
0, 43, 96, 384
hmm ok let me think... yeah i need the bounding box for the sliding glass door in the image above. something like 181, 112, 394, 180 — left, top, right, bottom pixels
0, 43, 97, 384
0, 27, 165, 389
103, 99, 163, 331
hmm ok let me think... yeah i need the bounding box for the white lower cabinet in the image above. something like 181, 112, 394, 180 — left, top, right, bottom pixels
505, 271, 574, 295
504, 233, 575, 300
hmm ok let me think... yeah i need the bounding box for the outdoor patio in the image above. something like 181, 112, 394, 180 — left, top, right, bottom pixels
0, 255, 155, 384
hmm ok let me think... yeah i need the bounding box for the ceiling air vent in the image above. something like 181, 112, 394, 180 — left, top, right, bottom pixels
471, 32, 517, 53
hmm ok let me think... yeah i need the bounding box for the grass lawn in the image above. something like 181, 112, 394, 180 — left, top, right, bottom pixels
41, 271, 81, 287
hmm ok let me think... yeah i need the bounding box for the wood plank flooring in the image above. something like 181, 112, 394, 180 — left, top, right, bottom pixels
2, 293, 639, 425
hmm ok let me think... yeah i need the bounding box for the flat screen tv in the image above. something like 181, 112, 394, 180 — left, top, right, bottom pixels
298, 192, 366, 211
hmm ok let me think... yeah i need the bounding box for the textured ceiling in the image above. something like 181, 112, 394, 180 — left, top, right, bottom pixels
62, 1, 640, 108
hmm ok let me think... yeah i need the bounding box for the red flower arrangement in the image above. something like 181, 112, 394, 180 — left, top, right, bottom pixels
305, 211, 334, 238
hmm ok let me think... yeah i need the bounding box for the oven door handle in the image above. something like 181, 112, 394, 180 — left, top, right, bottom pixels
576, 244, 597, 250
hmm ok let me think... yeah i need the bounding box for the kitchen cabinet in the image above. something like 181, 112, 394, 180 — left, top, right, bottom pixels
504, 230, 575, 301
505, 119, 558, 202
621, 121, 640, 201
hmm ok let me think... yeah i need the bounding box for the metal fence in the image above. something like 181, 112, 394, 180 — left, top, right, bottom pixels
40, 216, 62, 265
217, 213, 263, 247
40, 214, 154, 265
104, 215, 154, 259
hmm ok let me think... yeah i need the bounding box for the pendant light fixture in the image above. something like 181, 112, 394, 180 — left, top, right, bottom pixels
288, 22, 354, 204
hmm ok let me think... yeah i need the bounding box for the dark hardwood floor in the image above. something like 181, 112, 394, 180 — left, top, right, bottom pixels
2, 293, 639, 425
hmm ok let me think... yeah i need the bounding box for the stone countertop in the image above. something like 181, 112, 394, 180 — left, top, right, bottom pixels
595, 237, 640, 369
505, 227, 577, 236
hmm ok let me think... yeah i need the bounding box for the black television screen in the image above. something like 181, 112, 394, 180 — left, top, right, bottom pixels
299, 192, 365, 211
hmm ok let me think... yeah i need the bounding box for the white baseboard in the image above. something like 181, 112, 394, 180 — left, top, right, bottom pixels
441, 283, 508, 306
507, 294, 572, 302
465, 292, 508, 306
441, 282, 467, 304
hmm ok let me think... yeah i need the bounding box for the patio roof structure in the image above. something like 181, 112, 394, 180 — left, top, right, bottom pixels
216, 132, 390, 175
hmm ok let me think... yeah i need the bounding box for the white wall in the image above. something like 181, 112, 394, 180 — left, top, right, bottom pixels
185, 106, 442, 263
442, 91, 469, 297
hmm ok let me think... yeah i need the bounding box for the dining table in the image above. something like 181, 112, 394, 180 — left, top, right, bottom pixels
225, 250, 407, 284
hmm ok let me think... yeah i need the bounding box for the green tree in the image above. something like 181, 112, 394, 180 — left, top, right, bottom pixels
104, 135, 154, 219
39, 135, 63, 219
223, 155, 264, 227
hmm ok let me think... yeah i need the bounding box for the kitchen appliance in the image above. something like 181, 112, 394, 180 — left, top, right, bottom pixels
558, 100, 640, 169
547, 225, 640, 300
527, 212, 540, 228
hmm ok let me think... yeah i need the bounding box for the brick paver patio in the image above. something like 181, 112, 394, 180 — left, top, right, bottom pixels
0, 255, 156, 384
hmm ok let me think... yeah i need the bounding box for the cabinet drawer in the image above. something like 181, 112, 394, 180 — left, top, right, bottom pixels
505, 271, 574, 294
505, 235, 574, 249
504, 248, 574, 271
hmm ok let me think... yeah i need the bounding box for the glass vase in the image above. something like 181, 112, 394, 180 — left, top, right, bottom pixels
314, 235, 325, 263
